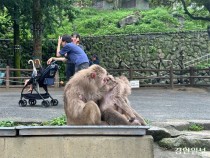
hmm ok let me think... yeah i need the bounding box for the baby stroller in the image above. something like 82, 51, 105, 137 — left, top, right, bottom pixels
19, 60, 59, 107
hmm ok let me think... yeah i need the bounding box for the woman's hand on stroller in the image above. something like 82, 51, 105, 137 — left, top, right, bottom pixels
47, 57, 54, 65
47, 57, 67, 64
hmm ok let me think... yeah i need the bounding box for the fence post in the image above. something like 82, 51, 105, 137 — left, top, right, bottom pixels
129, 68, 133, 80
54, 71, 60, 88
189, 67, 195, 86
169, 65, 174, 89
6, 66, 10, 89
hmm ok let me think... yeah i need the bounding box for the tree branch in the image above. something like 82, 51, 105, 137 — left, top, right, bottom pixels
180, 0, 210, 22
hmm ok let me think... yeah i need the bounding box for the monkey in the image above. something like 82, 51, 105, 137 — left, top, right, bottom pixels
64, 65, 110, 125
99, 75, 137, 125
115, 75, 146, 125
99, 75, 146, 125
117, 75, 146, 124
100, 75, 135, 120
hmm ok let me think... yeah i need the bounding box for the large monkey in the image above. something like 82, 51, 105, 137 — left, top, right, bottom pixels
99, 75, 146, 125
64, 65, 110, 125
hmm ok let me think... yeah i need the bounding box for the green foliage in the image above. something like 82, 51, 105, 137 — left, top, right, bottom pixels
0, 121, 15, 127
46, 7, 208, 38
195, 61, 210, 69
0, 6, 209, 38
188, 123, 204, 131
142, 7, 177, 24
0, 0, 78, 40
184, 21, 203, 30
144, 119, 151, 125
47, 8, 135, 37
42, 115, 67, 126
0, 12, 13, 38
0, 116, 67, 127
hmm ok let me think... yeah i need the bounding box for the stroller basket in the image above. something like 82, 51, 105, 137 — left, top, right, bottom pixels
22, 93, 50, 100
43, 78, 55, 85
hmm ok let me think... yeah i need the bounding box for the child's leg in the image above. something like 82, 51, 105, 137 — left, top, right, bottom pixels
28, 85, 32, 92
24, 79, 32, 92
24, 79, 29, 86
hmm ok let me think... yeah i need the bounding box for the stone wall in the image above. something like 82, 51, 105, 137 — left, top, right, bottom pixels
0, 31, 209, 71
82, 30, 210, 70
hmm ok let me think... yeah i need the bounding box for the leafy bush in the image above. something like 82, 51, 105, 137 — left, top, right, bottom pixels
42, 115, 67, 126
188, 123, 204, 131
0, 121, 15, 127
196, 61, 210, 69
0, 12, 13, 38
0, 115, 67, 127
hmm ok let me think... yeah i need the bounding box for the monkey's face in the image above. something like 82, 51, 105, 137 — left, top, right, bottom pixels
90, 65, 110, 88
103, 75, 117, 91
97, 73, 109, 88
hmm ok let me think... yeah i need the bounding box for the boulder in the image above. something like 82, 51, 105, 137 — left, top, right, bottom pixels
118, 14, 140, 28
147, 126, 171, 141
159, 135, 210, 150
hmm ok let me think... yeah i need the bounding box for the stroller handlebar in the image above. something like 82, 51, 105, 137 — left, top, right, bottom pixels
51, 60, 57, 65
49, 60, 60, 69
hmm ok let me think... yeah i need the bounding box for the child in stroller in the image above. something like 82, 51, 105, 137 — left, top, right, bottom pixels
24, 59, 42, 92
19, 59, 59, 107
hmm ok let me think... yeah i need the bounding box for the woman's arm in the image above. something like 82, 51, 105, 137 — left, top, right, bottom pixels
56, 36, 62, 57
47, 57, 67, 64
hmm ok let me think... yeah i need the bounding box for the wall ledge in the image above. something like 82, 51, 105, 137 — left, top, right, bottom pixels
0, 125, 150, 136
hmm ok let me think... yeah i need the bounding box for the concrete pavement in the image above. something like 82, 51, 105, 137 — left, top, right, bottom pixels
0, 86, 209, 123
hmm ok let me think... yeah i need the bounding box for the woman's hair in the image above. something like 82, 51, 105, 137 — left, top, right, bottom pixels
71, 32, 81, 39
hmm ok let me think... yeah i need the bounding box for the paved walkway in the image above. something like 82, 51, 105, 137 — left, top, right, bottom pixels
130, 87, 210, 122
0, 87, 209, 123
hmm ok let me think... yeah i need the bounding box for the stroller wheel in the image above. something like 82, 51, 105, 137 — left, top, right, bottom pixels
23, 100, 27, 106
50, 99, 59, 106
42, 100, 50, 107
29, 99, 37, 106
19, 100, 27, 107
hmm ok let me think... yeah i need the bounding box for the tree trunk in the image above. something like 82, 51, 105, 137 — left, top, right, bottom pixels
13, 4, 21, 78
32, 0, 43, 61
